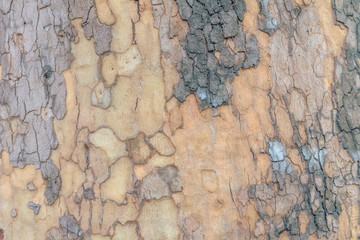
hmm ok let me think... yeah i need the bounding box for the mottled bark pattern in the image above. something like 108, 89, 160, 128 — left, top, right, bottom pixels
333, 0, 360, 161
0, 0, 110, 205
249, 0, 344, 238
0, 0, 359, 239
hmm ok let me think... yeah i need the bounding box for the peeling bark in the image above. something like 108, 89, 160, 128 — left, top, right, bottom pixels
0, 0, 360, 239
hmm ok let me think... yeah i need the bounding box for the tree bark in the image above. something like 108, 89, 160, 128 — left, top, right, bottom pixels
0, 0, 359, 239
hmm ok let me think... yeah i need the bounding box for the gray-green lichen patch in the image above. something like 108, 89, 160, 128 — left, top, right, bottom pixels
173, 0, 260, 108
0, 0, 110, 205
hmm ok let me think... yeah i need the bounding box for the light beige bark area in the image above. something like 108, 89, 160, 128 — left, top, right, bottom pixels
1, 0, 360, 239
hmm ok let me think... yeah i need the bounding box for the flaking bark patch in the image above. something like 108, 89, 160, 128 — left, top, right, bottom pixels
173, 0, 260, 108
0, 0, 111, 206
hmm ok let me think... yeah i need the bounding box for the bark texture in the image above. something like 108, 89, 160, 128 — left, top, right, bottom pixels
0, 0, 360, 239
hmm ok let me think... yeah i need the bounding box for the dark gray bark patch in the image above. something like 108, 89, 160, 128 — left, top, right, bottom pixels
257, 0, 278, 34
174, 0, 260, 108
59, 213, 81, 236
41, 161, 62, 205
28, 201, 41, 215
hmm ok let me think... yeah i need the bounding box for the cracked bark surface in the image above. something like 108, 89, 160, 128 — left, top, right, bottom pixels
0, 0, 110, 206
0, 0, 360, 239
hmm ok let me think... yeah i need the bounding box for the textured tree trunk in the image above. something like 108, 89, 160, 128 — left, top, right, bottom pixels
0, 0, 360, 239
